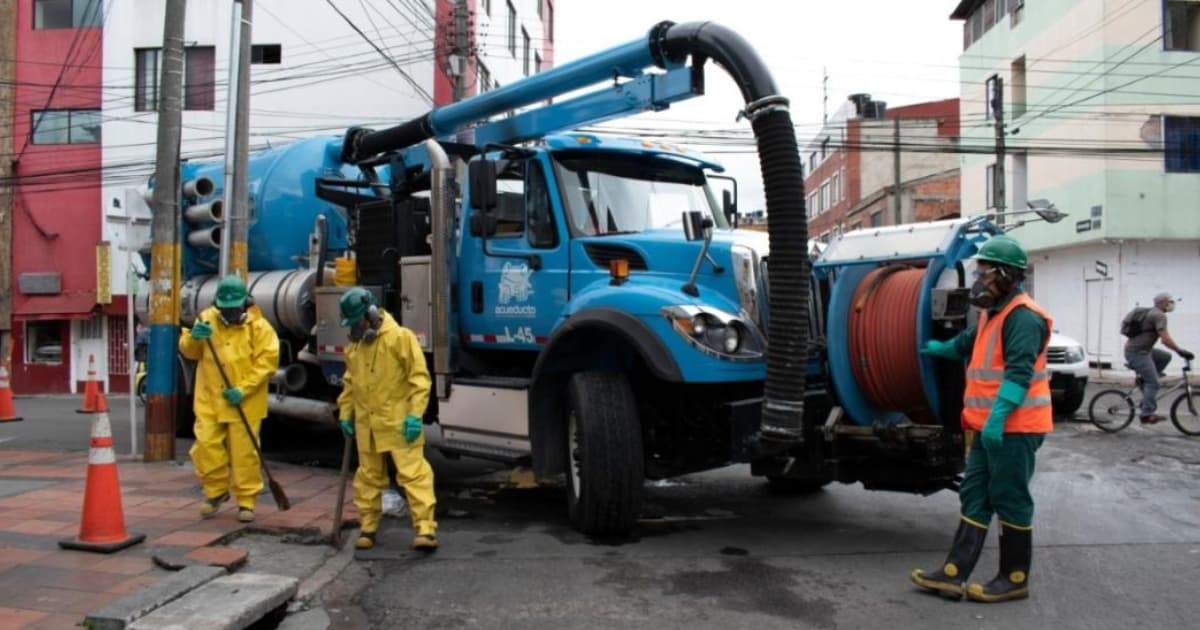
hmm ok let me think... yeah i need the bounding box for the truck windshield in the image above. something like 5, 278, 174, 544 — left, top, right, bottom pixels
552, 151, 726, 237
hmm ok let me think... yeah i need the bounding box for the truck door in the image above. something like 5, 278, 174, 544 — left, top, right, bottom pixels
458, 155, 569, 349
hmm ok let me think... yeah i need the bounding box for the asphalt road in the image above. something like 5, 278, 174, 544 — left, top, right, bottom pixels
5, 393, 1199, 629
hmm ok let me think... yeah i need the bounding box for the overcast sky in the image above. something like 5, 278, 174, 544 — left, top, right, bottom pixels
554, 1, 965, 212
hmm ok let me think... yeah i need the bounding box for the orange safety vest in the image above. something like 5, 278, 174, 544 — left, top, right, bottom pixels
962, 293, 1054, 434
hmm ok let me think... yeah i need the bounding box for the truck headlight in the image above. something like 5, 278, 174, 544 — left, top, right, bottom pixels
730, 245, 759, 323
1064, 345, 1086, 364
663, 305, 762, 360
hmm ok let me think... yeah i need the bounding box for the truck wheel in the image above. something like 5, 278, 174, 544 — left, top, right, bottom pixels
1054, 380, 1086, 419
766, 476, 829, 495
565, 372, 643, 537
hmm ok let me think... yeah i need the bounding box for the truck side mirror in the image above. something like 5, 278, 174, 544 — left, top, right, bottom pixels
681, 210, 710, 242
468, 160, 498, 211
722, 189, 738, 228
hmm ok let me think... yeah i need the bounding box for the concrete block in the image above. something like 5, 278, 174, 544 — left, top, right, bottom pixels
184, 546, 249, 571
129, 573, 299, 630
86, 565, 225, 630
277, 608, 331, 630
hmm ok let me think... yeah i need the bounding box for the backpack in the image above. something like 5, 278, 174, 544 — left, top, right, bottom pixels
1120, 307, 1150, 338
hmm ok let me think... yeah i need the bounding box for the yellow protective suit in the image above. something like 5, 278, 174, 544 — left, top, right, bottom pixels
337, 311, 436, 536
179, 305, 280, 509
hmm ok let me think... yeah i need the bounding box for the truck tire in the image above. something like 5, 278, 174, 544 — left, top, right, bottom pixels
1054, 379, 1086, 419
565, 372, 643, 537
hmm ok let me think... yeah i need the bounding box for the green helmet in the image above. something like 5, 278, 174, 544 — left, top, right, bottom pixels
975, 234, 1028, 270
214, 275, 248, 308
339, 287, 375, 327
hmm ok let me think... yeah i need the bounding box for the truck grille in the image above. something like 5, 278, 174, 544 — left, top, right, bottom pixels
1046, 347, 1067, 364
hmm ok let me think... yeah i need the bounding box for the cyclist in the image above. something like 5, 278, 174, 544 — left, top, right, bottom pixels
1124, 292, 1194, 424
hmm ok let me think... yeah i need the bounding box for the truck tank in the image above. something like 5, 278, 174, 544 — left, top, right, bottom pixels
177, 135, 358, 277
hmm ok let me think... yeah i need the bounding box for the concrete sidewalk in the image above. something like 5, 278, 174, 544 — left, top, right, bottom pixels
0, 448, 356, 629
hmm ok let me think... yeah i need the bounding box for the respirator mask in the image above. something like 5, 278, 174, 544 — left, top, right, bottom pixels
219, 306, 247, 326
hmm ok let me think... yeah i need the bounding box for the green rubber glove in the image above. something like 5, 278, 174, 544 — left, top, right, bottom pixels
982, 381, 1027, 453
403, 414, 423, 443
339, 418, 354, 437
190, 320, 213, 341
919, 338, 961, 360
222, 386, 243, 406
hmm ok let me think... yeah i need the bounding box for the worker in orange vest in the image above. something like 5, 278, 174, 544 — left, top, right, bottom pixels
910, 234, 1052, 603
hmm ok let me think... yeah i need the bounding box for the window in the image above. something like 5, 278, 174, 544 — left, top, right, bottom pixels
820, 181, 831, 213
184, 47, 215, 111
1164, 1, 1200, 51
870, 211, 883, 227
31, 109, 100, 144
537, 0, 544, 19
34, 0, 101, 29
831, 171, 841, 205
479, 63, 491, 93
80, 315, 103, 340
820, 137, 830, 159
507, 1, 517, 56
526, 163, 557, 248
1011, 0, 1025, 26
985, 74, 1002, 121
1164, 115, 1200, 172
534, 52, 542, 74
522, 27, 531, 76
546, 1, 553, 41
808, 152, 817, 173
134, 48, 160, 112
135, 46, 215, 111
483, 0, 491, 15
807, 192, 818, 218
25, 321, 64, 365
984, 0, 996, 30
1011, 56, 1026, 118
250, 44, 282, 64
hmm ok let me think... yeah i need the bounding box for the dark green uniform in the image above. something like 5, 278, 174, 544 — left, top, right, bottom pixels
950, 289, 1048, 529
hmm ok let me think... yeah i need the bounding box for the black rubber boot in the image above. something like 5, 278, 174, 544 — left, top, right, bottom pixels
966, 525, 1031, 602
911, 519, 988, 599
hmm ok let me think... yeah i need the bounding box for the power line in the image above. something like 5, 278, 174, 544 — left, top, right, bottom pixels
321, 0, 434, 103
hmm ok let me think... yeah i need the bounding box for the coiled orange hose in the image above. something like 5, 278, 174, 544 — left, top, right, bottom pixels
847, 265, 935, 424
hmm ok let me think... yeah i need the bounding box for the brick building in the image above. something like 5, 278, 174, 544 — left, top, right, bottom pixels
803, 95, 961, 242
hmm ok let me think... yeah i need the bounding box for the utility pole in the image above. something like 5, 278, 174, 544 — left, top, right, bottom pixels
892, 117, 902, 225
0, 0, 15, 366
221, 0, 252, 279
988, 74, 1006, 224
145, 0, 188, 461
822, 66, 828, 123
451, 0, 470, 102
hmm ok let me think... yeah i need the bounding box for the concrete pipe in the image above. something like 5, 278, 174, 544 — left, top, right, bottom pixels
186, 226, 222, 248
183, 176, 215, 200
184, 200, 224, 224
271, 364, 308, 393
268, 396, 337, 425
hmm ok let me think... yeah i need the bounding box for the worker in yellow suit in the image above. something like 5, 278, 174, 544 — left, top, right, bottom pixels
179, 275, 280, 522
336, 287, 438, 551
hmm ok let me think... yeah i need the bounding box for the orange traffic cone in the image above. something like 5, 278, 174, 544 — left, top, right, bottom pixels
76, 354, 108, 414
59, 411, 145, 553
0, 361, 21, 423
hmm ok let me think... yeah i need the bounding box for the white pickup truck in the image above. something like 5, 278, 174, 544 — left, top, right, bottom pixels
1046, 331, 1089, 417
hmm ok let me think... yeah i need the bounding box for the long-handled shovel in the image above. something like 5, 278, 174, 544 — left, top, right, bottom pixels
331, 430, 353, 548
203, 335, 291, 511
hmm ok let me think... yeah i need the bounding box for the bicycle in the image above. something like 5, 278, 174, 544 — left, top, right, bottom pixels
1088, 359, 1197, 435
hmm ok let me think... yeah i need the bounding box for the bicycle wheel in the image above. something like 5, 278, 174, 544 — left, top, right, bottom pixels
1088, 389, 1135, 433
1169, 391, 1200, 436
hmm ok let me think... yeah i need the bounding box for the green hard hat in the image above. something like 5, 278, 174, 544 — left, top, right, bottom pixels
214, 275, 248, 308
975, 234, 1028, 270
339, 287, 374, 326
